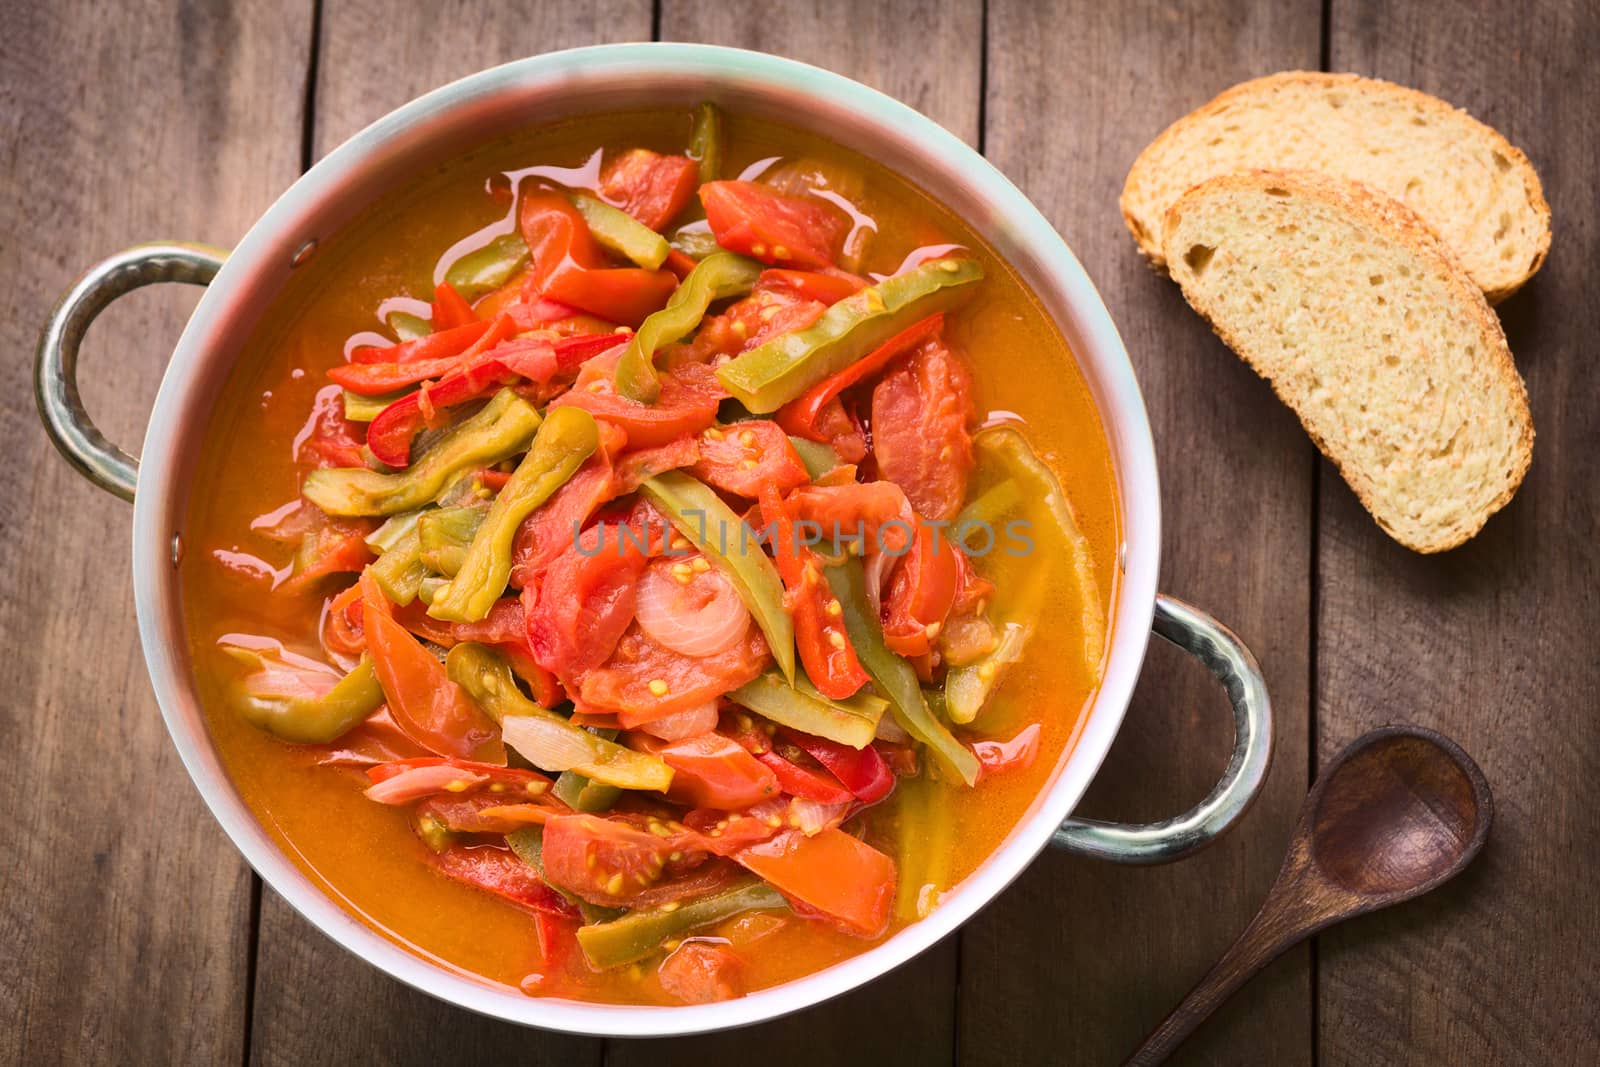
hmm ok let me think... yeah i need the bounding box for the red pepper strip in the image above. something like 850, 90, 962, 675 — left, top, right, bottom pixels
365, 336, 552, 468
776, 312, 945, 442
431, 281, 479, 330
332, 315, 520, 395
781, 730, 895, 804
758, 484, 869, 700
757, 269, 866, 306
664, 249, 700, 280
551, 331, 631, 370
348, 318, 494, 366
520, 190, 678, 328
755, 750, 855, 804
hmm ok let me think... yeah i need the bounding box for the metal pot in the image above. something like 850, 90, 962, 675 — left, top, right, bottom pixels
34, 44, 1271, 1037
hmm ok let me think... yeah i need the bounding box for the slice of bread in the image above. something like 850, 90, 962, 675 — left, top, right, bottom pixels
1163, 170, 1532, 552
1123, 72, 1551, 303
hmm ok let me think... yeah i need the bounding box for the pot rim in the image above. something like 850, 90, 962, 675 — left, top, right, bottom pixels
131, 42, 1161, 1036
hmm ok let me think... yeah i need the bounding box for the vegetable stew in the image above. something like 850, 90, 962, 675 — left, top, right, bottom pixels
181, 108, 1120, 1005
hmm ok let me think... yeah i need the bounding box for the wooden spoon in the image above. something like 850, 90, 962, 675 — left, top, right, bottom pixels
1128, 724, 1492, 1065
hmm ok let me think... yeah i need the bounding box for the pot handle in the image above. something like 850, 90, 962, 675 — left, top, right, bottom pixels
1051, 594, 1272, 864
35, 242, 228, 502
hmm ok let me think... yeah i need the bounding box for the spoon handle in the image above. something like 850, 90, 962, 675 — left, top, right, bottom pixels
1125, 882, 1323, 1066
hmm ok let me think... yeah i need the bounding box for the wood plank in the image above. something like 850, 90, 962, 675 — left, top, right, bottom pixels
1317, 2, 1600, 1063
965, 2, 1320, 1063
599, 3, 983, 1064
0, 1, 311, 1064
244, 3, 646, 1064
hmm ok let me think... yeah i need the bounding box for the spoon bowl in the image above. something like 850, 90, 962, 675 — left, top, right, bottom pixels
1311, 729, 1490, 900
1129, 724, 1492, 1065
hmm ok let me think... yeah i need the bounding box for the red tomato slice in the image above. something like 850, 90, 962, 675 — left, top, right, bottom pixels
783, 482, 910, 548
611, 435, 701, 497
523, 522, 651, 682
870, 336, 976, 523
578, 625, 770, 723
688, 287, 826, 361
361, 575, 505, 763
551, 349, 724, 448
659, 942, 745, 1004
734, 827, 894, 936
881, 521, 961, 658
539, 813, 735, 907
599, 149, 700, 231
430, 844, 577, 919
690, 420, 809, 499
520, 190, 677, 327
700, 181, 848, 269
655, 733, 781, 810
508, 439, 620, 588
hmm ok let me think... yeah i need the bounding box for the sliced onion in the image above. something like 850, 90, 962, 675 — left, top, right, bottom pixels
874, 714, 912, 745
635, 556, 750, 657
364, 764, 487, 805
637, 701, 720, 741
502, 715, 597, 773
788, 797, 852, 836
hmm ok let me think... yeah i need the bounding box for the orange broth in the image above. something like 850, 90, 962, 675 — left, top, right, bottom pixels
180, 110, 1121, 1004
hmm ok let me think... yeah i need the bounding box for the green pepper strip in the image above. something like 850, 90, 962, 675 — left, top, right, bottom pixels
442, 232, 529, 301
787, 436, 840, 481
893, 772, 956, 922
614, 252, 763, 402
387, 310, 432, 342
570, 193, 671, 271
552, 771, 622, 813
221, 650, 383, 744
639, 471, 795, 681
428, 407, 599, 623
953, 478, 1024, 532
365, 509, 424, 554
576, 879, 788, 970
822, 555, 979, 785
344, 387, 414, 423
416, 504, 487, 578
302, 389, 542, 517
717, 257, 984, 413
368, 527, 427, 605
729, 669, 885, 749
446, 644, 673, 792
689, 101, 722, 183
669, 225, 721, 261
972, 426, 1105, 678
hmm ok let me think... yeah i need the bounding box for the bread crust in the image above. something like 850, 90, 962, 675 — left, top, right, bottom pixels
1161, 169, 1534, 552
1123, 71, 1552, 303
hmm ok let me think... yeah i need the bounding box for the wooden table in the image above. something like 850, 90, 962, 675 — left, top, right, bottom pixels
4, 1, 1596, 1063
